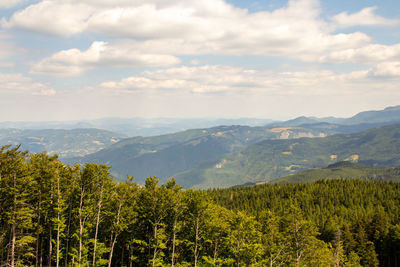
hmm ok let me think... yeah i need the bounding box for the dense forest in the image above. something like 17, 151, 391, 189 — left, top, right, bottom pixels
1, 145, 400, 266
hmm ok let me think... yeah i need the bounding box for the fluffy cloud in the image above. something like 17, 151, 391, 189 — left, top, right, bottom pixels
3, 0, 384, 61
0, 73, 55, 95
332, 7, 399, 28
373, 61, 400, 77
2, 1, 93, 36
31, 41, 180, 76
0, 0, 30, 9
320, 43, 400, 64
3, 0, 400, 82
96, 64, 399, 96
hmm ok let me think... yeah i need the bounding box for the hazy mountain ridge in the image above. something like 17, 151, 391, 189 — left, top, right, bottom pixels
341, 105, 400, 125
268, 105, 400, 127
0, 118, 273, 137
0, 128, 125, 158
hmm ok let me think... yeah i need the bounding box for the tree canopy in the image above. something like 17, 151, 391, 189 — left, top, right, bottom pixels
1, 145, 399, 266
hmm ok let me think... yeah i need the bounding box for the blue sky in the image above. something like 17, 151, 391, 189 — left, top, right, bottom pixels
0, 0, 399, 121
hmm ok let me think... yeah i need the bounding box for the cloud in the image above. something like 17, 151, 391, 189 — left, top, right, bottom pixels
31, 41, 180, 76
3, 0, 381, 62
320, 43, 400, 64
0, 0, 30, 9
2, 1, 93, 37
372, 61, 400, 77
95, 64, 399, 97
332, 7, 399, 28
0, 73, 55, 95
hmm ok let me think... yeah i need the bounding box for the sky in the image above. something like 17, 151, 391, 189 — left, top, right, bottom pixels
0, 0, 399, 121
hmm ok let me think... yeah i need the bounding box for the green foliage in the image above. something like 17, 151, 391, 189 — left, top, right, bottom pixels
273, 161, 400, 184
210, 179, 400, 266
1, 145, 400, 266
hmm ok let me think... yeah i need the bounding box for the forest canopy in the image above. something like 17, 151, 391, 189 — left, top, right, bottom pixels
1, 145, 400, 266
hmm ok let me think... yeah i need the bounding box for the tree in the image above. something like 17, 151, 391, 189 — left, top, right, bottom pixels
106, 176, 139, 267
184, 190, 210, 267
259, 210, 287, 267
165, 178, 185, 267
228, 211, 262, 267
0, 145, 36, 267
282, 204, 333, 266
202, 204, 234, 266
137, 177, 170, 267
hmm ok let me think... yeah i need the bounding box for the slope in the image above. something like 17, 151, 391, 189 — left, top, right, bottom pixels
76, 124, 338, 182
175, 123, 400, 188
0, 128, 125, 158
273, 161, 400, 183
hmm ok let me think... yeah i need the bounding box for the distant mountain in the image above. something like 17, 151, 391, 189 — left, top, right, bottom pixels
268, 105, 400, 128
0, 118, 273, 137
268, 116, 321, 127
341, 105, 400, 125
175, 123, 400, 188
272, 161, 400, 184
0, 128, 125, 158
73, 124, 342, 182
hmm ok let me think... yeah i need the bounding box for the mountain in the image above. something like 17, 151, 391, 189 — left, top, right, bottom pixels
73, 124, 342, 182
63, 105, 400, 185
0, 128, 125, 158
175, 123, 400, 188
272, 161, 400, 184
268, 116, 321, 127
268, 105, 400, 128
341, 105, 400, 125
0, 117, 273, 137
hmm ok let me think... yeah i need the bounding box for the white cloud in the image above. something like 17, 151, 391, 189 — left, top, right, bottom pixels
320, 43, 400, 64
0, 73, 55, 95
372, 61, 400, 77
96, 64, 399, 97
31, 41, 180, 76
2, 1, 93, 37
332, 7, 399, 28
3, 0, 383, 62
0, 0, 30, 9
98, 65, 276, 94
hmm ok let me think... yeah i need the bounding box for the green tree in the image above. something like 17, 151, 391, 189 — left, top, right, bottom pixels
0, 145, 36, 267
259, 210, 287, 267
228, 211, 262, 266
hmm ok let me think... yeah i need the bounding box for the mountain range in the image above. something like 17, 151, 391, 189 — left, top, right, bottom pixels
0, 117, 273, 137
2, 105, 400, 187
71, 124, 337, 179
175, 123, 400, 188
0, 128, 125, 158
64, 105, 400, 187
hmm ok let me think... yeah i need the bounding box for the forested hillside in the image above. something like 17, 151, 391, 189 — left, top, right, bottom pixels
272, 161, 400, 184
209, 179, 400, 266
1, 145, 400, 266
176, 123, 400, 188
0, 128, 125, 158
75, 124, 335, 183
